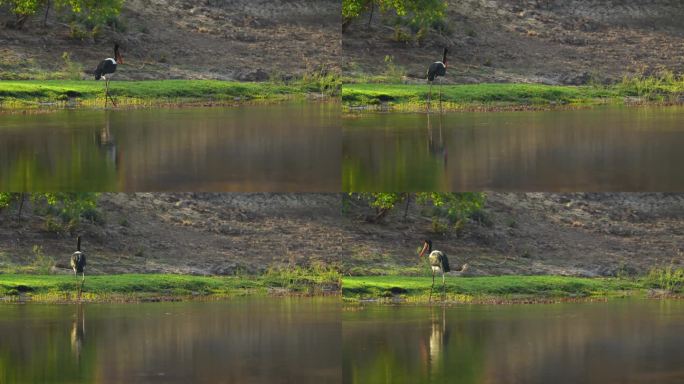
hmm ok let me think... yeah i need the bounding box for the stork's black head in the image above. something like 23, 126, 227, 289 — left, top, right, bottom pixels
77, 236, 81, 251
442, 48, 448, 66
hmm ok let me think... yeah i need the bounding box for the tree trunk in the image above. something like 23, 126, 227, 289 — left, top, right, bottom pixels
403, 194, 411, 221
367, 3, 374, 26
43, 0, 51, 27
16, 193, 26, 218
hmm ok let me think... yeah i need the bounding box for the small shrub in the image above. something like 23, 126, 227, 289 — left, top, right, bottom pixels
431, 217, 449, 235
299, 65, 341, 95
69, 22, 90, 41
44, 216, 64, 234
31, 245, 55, 275
393, 27, 412, 44
61, 52, 83, 80
470, 210, 494, 228
382, 55, 405, 83
81, 206, 104, 225
644, 266, 684, 293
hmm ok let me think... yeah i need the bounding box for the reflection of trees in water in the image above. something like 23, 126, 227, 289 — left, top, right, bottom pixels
345, 108, 684, 190
0, 112, 118, 190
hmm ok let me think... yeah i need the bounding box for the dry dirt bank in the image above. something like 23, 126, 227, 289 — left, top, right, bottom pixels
0, 193, 682, 277
343, 0, 684, 84
1, 0, 340, 80
343, 193, 684, 276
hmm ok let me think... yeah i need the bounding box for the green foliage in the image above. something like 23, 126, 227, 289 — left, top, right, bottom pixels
0, 0, 41, 17
297, 65, 341, 95
14, 193, 102, 233
351, 192, 486, 225
60, 0, 125, 35
0, 0, 124, 30
0, 193, 14, 210
263, 263, 341, 292
343, 0, 447, 34
388, 0, 447, 35
644, 266, 684, 293
616, 69, 684, 101
416, 192, 485, 222
342, 0, 370, 21
32, 193, 98, 220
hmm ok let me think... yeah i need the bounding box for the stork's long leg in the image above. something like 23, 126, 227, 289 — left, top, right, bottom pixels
77, 272, 83, 300
104, 78, 109, 108
427, 81, 432, 113
105, 79, 117, 107
442, 271, 446, 301
429, 269, 435, 303
439, 78, 443, 113
108, 86, 117, 107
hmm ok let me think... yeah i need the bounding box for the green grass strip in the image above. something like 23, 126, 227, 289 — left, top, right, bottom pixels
343, 81, 684, 112
343, 275, 649, 303
0, 79, 338, 109
0, 273, 340, 303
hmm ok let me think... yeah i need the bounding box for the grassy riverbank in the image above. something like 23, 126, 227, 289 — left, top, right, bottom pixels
342, 275, 678, 304
0, 269, 341, 303
343, 79, 684, 112
0, 78, 339, 110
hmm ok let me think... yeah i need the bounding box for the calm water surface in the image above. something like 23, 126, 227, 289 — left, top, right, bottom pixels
343, 300, 684, 384
0, 297, 340, 384
343, 106, 684, 191
0, 102, 339, 191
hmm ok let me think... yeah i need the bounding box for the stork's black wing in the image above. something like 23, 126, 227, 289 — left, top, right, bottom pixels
427, 62, 446, 81
71, 252, 86, 273
94, 59, 117, 80
440, 252, 450, 272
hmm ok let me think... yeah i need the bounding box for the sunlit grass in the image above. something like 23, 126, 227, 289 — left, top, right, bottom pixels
343, 275, 648, 303
343, 79, 684, 112
0, 271, 340, 302
0, 79, 339, 110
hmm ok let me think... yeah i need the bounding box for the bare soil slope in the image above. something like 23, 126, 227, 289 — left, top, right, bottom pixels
0, 193, 682, 277
0, 0, 340, 80
343, 0, 684, 84
344, 193, 684, 276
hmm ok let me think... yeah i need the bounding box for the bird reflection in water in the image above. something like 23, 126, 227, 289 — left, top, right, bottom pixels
419, 306, 450, 378
426, 112, 447, 169
429, 306, 449, 373
70, 304, 86, 365
96, 112, 119, 169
